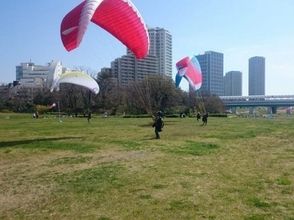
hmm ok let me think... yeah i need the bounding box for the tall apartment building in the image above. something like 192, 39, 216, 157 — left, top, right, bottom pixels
16, 61, 63, 89
148, 27, 172, 77
196, 51, 224, 96
107, 27, 172, 87
248, 56, 265, 95
224, 71, 242, 96
111, 53, 158, 87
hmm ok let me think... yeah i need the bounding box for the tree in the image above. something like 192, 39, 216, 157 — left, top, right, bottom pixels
56, 84, 89, 115
33, 90, 55, 106
0, 86, 9, 111
202, 94, 225, 113
8, 88, 34, 112
96, 71, 121, 114
127, 75, 182, 114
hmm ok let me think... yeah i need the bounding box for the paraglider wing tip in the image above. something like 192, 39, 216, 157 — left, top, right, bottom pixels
93, 88, 99, 95
62, 40, 76, 52
65, 47, 74, 52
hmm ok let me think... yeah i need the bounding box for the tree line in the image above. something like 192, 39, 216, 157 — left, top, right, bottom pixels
0, 74, 224, 116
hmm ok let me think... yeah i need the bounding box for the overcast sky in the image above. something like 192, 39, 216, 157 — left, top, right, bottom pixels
0, 0, 293, 95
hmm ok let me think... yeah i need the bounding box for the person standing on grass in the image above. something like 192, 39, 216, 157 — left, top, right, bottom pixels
87, 111, 92, 123
152, 111, 164, 139
202, 112, 208, 126
196, 112, 201, 122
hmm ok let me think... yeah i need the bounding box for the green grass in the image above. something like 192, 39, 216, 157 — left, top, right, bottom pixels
0, 113, 294, 219
276, 176, 292, 186
167, 140, 220, 156
248, 197, 271, 209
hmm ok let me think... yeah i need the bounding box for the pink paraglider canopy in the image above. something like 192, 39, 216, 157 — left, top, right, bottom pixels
61, 0, 149, 59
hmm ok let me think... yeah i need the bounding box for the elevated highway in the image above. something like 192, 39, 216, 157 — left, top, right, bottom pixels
220, 95, 294, 113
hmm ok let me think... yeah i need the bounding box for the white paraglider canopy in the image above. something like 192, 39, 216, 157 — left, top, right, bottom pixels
50, 71, 99, 95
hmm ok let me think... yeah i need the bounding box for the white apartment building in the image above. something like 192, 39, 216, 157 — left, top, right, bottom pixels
148, 27, 172, 77
16, 60, 63, 89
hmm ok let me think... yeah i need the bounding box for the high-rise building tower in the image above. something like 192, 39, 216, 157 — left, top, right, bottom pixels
108, 27, 172, 87
248, 56, 265, 95
224, 71, 242, 96
148, 27, 172, 77
196, 51, 224, 96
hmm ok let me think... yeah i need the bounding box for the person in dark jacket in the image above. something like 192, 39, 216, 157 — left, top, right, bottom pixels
202, 112, 208, 126
152, 111, 164, 139
87, 111, 92, 123
196, 112, 201, 122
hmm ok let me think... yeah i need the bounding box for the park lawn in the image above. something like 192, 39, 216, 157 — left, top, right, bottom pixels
0, 113, 293, 219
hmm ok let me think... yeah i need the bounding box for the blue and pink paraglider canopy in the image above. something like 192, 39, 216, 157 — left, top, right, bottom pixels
175, 56, 202, 91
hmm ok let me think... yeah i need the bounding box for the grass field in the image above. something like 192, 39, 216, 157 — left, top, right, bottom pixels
0, 113, 293, 219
